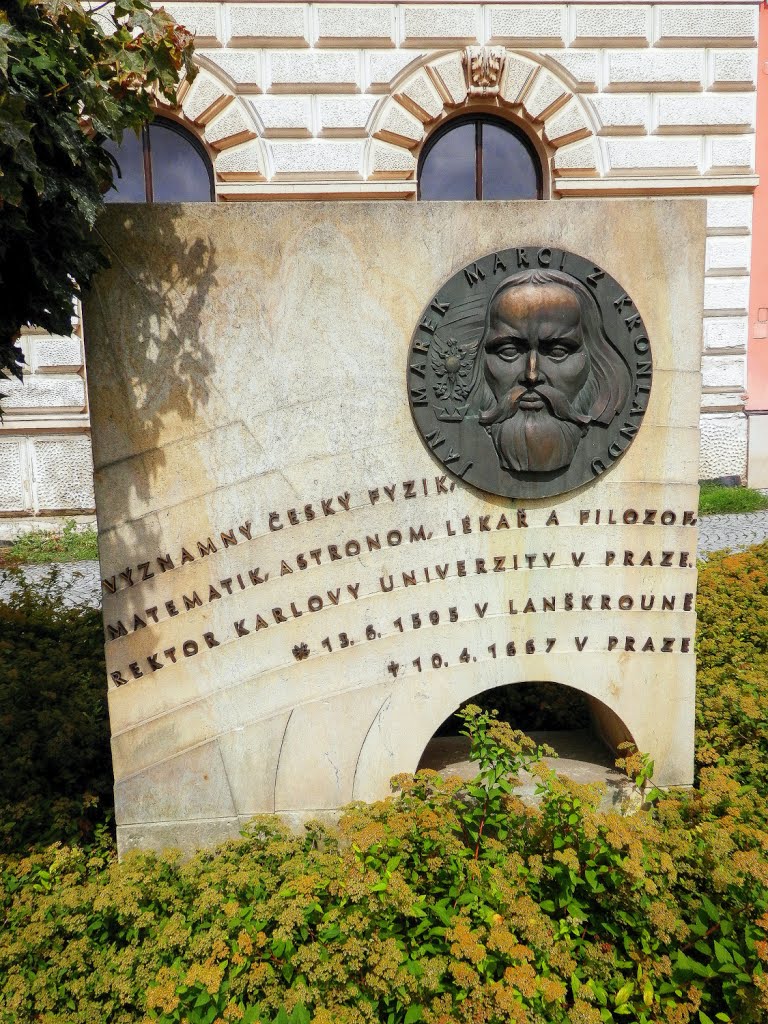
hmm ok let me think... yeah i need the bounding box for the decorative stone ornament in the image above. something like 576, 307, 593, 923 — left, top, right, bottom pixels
407, 247, 651, 500
463, 46, 506, 97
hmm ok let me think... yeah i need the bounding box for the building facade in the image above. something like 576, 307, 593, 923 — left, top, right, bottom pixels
1, 0, 765, 521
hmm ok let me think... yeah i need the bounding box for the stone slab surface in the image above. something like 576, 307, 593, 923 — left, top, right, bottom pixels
83, 200, 704, 855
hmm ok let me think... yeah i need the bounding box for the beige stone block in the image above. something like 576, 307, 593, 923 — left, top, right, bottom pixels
400, 4, 480, 47
655, 5, 758, 47
115, 740, 237, 824
699, 412, 747, 479
215, 139, 267, 180
747, 414, 768, 488
706, 135, 755, 172
499, 53, 537, 104
544, 99, 591, 147
218, 712, 292, 813
365, 50, 425, 92
353, 648, 695, 795
702, 354, 746, 391
250, 95, 312, 137
706, 196, 752, 234
162, 3, 222, 46
374, 100, 424, 148
654, 94, 755, 134
268, 50, 360, 92
396, 67, 444, 123
0, 438, 27, 512
368, 138, 416, 179
2, 375, 86, 410
590, 95, 649, 135
703, 316, 748, 351
275, 686, 393, 809
427, 51, 467, 105
540, 50, 599, 91
319, 96, 378, 136
315, 4, 396, 47
605, 137, 701, 173
270, 139, 364, 177
197, 50, 263, 92
552, 138, 599, 173
86, 200, 705, 852
521, 68, 569, 122
705, 236, 751, 275
606, 49, 704, 91
572, 5, 651, 47
30, 335, 83, 369
204, 103, 258, 150
118, 818, 241, 856
487, 4, 567, 47
33, 437, 95, 511
226, 3, 310, 47
709, 49, 758, 91
181, 72, 233, 126
704, 276, 750, 314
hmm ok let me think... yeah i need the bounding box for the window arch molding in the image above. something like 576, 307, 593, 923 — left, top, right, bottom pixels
416, 109, 548, 201
369, 48, 602, 189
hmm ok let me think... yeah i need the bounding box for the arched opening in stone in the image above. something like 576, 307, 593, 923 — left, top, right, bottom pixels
417, 682, 638, 810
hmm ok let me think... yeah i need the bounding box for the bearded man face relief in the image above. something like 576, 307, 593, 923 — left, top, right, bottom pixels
476, 270, 628, 475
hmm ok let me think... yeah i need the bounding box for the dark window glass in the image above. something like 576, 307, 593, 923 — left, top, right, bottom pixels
419, 122, 476, 200
103, 133, 146, 203
149, 122, 213, 202
419, 117, 541, 201
103, 119, 214, 203
482, 122, 539, 200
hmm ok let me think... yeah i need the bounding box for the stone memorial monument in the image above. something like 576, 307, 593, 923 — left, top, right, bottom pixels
84, 200, 703, 856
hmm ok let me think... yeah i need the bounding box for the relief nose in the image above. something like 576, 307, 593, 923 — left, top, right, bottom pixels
523, 349, 542, 386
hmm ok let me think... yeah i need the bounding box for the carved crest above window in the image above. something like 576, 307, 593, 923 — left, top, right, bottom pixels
463, 46, 506, 97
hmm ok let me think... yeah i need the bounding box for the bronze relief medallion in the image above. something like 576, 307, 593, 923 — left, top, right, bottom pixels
407, 247, 652, 500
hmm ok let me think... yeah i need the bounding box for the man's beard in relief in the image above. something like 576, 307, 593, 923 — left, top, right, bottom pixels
479, 377, 598, 474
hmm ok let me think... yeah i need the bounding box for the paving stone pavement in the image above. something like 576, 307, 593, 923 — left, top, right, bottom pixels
0, 511, 766, 609
697, 511, 768, 555
0, 560, 102, 608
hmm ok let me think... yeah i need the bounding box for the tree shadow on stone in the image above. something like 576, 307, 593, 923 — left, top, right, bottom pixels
82, 205, 220, 579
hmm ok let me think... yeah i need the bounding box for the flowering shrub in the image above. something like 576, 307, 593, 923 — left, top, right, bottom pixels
1, 545, 768, 1023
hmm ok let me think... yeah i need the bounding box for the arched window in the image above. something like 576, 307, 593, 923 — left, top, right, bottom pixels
418, 115, 542, 201
104, 118, 214, 203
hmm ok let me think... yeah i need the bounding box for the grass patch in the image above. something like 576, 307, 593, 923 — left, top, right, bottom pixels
1, 518, 98, 565
699, 481, 768, 516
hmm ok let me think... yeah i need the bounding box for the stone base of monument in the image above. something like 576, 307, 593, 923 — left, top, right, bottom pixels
85, 200, 703, 857
418, 731, 643, 813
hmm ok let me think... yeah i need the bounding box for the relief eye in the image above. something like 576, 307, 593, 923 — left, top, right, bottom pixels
492, 339, 526, 361
541, 340, 576, 359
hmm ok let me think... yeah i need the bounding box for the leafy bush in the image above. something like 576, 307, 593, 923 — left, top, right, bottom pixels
0, 569, 110, 852
1, 519, 99, 566
695, 542, 768, 821
698, 483, 768, 516
1, 709, 766, 1024
1, 548, 768, 1023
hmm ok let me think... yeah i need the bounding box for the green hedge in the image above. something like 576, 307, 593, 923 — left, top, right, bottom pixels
0, 568, 110, 852
1, 547, 768, 1024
